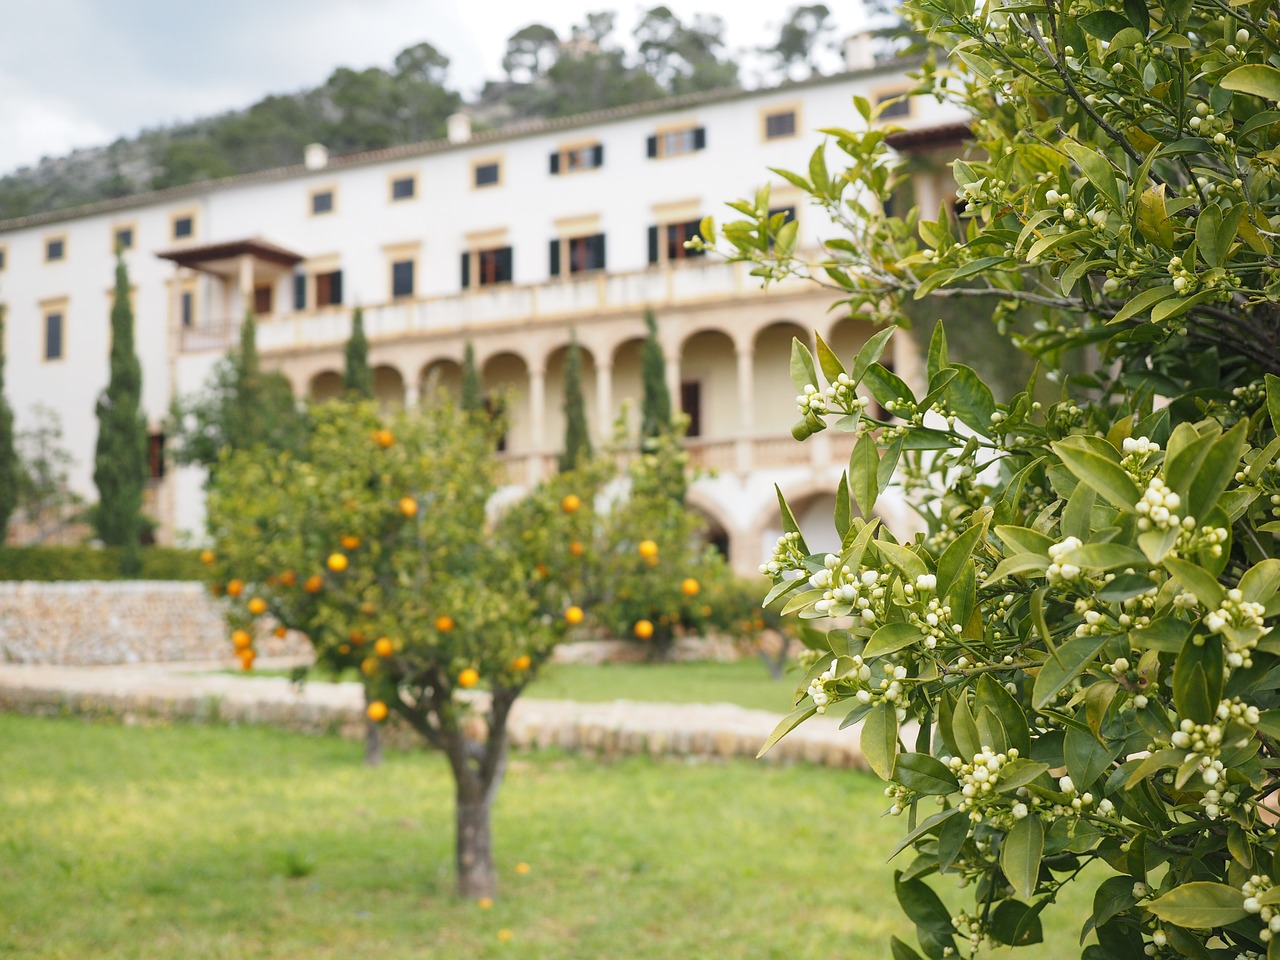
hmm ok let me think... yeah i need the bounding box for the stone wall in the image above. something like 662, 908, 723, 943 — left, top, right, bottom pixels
0, 581, 308, 665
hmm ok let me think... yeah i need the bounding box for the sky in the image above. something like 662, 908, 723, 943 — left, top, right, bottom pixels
0, 0, 866, 177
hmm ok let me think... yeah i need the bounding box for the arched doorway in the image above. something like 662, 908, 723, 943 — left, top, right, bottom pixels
309, 370, 344, 402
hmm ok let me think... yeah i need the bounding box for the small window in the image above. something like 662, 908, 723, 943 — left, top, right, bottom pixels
681, 381, 702, 438
172, 216, 194, 240
875, 91, 911, 119
180, 291, 194, 329
45, 237, 65, 262
646, 126, 706, 159
764, 110, 797, 140
474, 162, 501, 188
463, 246, 513, 288
550, 143, 604, 175
390, 176, 416, 201
114, 227, 134, 252
551, 234, 606, 276
315, 270, 343, 306
44, 311, 64, 360
253, 285, 273, 315
391, 260, 415, 298
311, 190, 334, 215
294, 273, 307, 311
147, 433, 166, 481
648, 220, 706, 263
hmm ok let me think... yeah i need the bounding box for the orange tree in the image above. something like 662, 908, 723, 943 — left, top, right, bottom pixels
205, 400, 580, 899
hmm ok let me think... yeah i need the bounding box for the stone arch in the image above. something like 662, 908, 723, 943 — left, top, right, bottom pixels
752, 320, 811, 437
309, 370, 344, 402
685, 487, 735, 561
678, 328, 736, 440
482, 352, 531, 454
373, 364, 405, 410
753, 479, 863, 567
419, 357, 463, 406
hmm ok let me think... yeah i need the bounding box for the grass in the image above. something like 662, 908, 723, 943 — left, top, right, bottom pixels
0, 715, 1096, 959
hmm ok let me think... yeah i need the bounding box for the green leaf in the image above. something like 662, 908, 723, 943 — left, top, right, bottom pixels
876, 540, 928, 580
1062, 140, 1121, 209
895, 752, 959, 796
852, 326, 898, 385
1136, 184, 1174, 247
757, 702, 817, 758
994, 525, 1055, 556
978, 674, 1031, 755
849, 432, 880, 516
951, 694, 981, 760
1187, 420, 1247, 521
790, 337, 820, 395
1064, 724, 1114, 788
1090, 875, 1140, 933
936, 519, 989, 596
1147, 882, 1247, 928
1063, 542, 1149, 571
989, 899, 1045, 947
834, 472, 851, 542
1240, 559, 1280, 605
1130, 618, 1191, 652
890, 937, 924, 960
814, 332, 845, 384
1001, 815, 1044, 901
1195, 203, 1225, 267
1052, 436, 1140, 511
895, 871, 956, 936
1164, 556, 1226, 608
1107, 285, 1178, 325
993, 758, 1050, 794
927, 322, 950, 385
774, 484, 809, 555
864, 362, 917, 407
1267, 374, 1280, 436
942, 364, 997, 433
1032, 634, 1111, 709
985, 552, 1051, 584
862, 701, 899, 780
865, 622, 925, 658
888, 807, 963, 862
1077, 9, 1131, 39
878, 436, 904, 493
1220, 65, 1280, 103
1173, 635, 1222, 724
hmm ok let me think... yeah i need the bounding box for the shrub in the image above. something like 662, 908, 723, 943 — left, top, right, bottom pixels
0, 546, 205, 581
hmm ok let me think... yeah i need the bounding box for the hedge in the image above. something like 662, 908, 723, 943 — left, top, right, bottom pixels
0, 546, 206, 582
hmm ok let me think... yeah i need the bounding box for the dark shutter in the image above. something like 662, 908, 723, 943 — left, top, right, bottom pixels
461, 252, 470, 289
589, 233, 605, 271
330, 270, 343, 305
646, 135, 657, 158
693, 126, 706, 150
497, 246, 513, 283
294, 273, 306, 310
647, 226, 659, 264
549, 239, 561, 277
592, 144, 604, 167
549, 152, 560, 175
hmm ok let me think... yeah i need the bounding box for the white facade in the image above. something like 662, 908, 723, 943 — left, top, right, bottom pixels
0, 66, 968, 570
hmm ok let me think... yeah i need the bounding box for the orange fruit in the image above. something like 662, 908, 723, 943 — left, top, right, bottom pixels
200, 549, 215, 565
349, 630, 366, 645
280, 570, 297, 587
304, 575, 324, 594
361, 656, 379, 677
399, 496, 418, 517
274, 625, 288, 638
231, 629, 252, 651
435, 615, 455, 633
634, 619, 655, 640
367, 700, 388, 722
514, 862, 532, 875
373, 428, 395, 448
338, 643, 351, 655
511, 654, 531, 671
569, 541, 584, 557
458, 668, 480, 688
341, 534, 361, 551
374, 637, 395, 658
535, 563, 549, 577
248, 597, 267, 616
477, 897, 494, 909
564, 605, 584, 625
637, 540, 659, 560
226, 579, 245, 598
681, 578, 700, 597
360, 601, 377, 616
327, 552, 349, 573
561, 493, 581, 513
238, 648, 255, 671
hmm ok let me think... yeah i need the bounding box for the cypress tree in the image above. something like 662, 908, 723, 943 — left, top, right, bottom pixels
343, 307, 373, 398
461, 341, 483, 414
93, 257, 148, 574
559, 333, 592, 472
0, 306, 18, 542
640, 309, 671, 441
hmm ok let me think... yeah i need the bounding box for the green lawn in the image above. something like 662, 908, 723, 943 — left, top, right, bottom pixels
0, 715, 1096, 959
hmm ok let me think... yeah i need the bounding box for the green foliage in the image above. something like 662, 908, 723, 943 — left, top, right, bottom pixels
13, 406, 80, 543
634, 5, 738, 94
461, 341, 483, 415
92, 258, 147, 573
639, 310, 672, 442
0, 306, 17, 542
711, 0, 1280, 955
559, 334, 592, 472
0, 546, 204, 581
765, 4, 835, 80
343, 307, 373, 399
167, 312, 306, 473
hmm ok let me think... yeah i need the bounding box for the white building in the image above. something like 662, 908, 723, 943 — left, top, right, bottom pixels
0, 56, 968, 572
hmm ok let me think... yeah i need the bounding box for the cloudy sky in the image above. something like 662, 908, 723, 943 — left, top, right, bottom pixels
0, 0, 867, 177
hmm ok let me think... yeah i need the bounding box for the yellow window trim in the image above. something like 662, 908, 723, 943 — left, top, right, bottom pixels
169, 209, 198, 242
41, 298, 69, 363
111, 220, 138, 253
308, 184, 338, 217
470, 156, 504, 190
554, 213, 602, 236
464, 227, 508, 247
387, 171, 418, 202
651, 198, 702, 223
760, 101, 802, 142
43, 233, 68, 263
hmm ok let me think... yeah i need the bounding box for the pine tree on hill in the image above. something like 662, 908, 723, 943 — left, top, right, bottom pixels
559, 333, 592, 472
0, 306, 18, 543
344, 307, 373, 398
93, 257, 148, 573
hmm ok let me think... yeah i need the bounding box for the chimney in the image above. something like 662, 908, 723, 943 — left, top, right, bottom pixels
447, 112, 472, 144
843, 32, 876, 72
304, 143, 329, 170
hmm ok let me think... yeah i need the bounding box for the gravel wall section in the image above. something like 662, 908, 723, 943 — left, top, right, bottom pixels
0, 582, 308, 665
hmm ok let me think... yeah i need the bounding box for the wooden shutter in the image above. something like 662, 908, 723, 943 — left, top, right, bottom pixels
592, 144, 604, 167
497, 246, 513, 283
294, 273, 306, 310
646, 135, 657, 158
588, 233, 605, 270
461, 252, 470, 289
549, 239, 561, 276
693, 127, 706, 150
549, 152, 560, 175
330, 270, 343, 305
647, 226, 659, 264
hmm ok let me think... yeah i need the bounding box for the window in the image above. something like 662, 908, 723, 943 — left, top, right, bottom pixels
44, 309, 64, 361
180, 291, 194, 328
311, 188, 335, 215
391, 260, 415, 299
764, 109, 797, 140
646, 126, 706, 159
113, 225, 135, 252
766, 206, 797, 247
147, 433, 166, 482
45, 237, 66, 262
875, 89, 912, 119
253, 285, 273, 315
315, 270, 343, 306
550, 234, 606, 276
647, 219, 705, 264
550, 143, 604, 175
294, 272, 307, 311
462, 247, 513, 288
473, 161, 501, 188
172, 214, 194, 240
0, 246, 6, 271
390, 175, 416, 201
681, 381, 702, 438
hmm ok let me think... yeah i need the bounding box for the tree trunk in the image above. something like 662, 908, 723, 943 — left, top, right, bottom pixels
364, 715, 383, 767
455, 794, 497, 899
